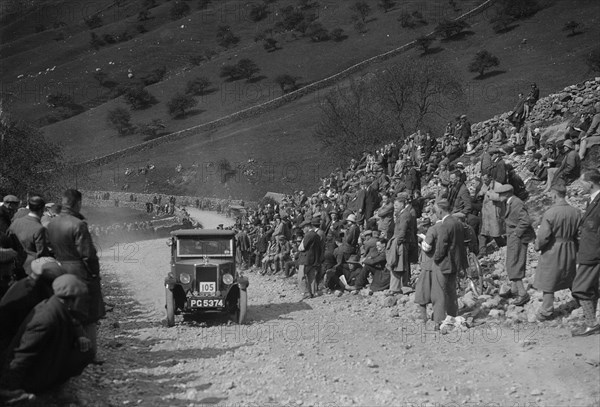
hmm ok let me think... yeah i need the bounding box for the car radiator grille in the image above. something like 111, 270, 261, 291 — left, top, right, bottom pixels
195, 265, 219, 293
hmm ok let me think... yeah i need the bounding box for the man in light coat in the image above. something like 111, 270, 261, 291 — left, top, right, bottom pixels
533, 182, 581, 321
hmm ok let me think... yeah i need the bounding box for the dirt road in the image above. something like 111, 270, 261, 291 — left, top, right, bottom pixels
50, 211, 599, 407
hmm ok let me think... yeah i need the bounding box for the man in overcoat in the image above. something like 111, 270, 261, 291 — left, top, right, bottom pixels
298, 220, 322, 300
533, 182, 581, 320
432, 199, 468, 325
499, 184, 536, 306
571, 170, 600, 336
46, 189, 105, 360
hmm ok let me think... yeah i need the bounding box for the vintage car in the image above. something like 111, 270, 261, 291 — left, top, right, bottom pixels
164, 229, 249, 326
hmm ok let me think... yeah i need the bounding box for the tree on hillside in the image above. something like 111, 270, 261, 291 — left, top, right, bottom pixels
489, 11, 515, 33
316, 60, 463, 163
121, 86, 157, 109
185, 76, 212, 95
263, 37, 279, 52
398, 11, 428, 28
236, 59, 260, 81
498, 0, 540, 19
220, 64, 242, 81
415, 36, 434, 54
84, 14, 103, 29
106, 107, 135, 136
563, 21, 581, 36
330, 27, 346, 41
0, 107, 64, 197
468, 50, 500, 78
138, 118, 166, 140
167, 93, 198, 118
306, 22, 329, 42
93, 71, 108, 86
350, 1, 372, 23
170, 1, 191, 20
250, 3, 270, 22
378, 0, 396, 13
216, 25, 240, 48
274, 74, 299, 93
435, 19, 470, 39
298, 0, 318, 9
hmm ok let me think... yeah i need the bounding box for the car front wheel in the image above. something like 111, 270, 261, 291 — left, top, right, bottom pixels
165, 286, 175, 327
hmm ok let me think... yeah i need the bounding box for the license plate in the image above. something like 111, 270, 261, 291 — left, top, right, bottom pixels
198, 282, 216, 293
190, 298, 223, 308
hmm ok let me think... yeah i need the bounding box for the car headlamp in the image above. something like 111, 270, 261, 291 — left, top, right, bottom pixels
222, 273, 234, 285
180, 273, 191, 284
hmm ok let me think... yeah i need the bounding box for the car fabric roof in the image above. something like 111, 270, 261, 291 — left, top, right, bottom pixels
170, 229, 235, 237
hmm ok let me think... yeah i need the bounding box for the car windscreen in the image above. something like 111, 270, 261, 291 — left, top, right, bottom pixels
177, 237, 233, 257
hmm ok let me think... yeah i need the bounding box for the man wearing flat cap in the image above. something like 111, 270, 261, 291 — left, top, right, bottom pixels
297, 220, 322, 299
0, 274, 93, 395
489, 148, 508, 184
7, 196, 51, 275
499, 184, 536, 306
550, 139, 581, 191
0, 258, 66, 363
533, 181, 581, 321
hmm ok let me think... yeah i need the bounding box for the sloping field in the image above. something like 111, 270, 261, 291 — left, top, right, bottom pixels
79, 0, 600, 200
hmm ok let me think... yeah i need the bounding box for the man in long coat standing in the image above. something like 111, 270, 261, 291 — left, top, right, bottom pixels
533, 182, 581, 321
432, 199, 468, 325
499, 184, 536, 306
47, 189, 105, 362
388, 193, 415, 292
571, 169, 600, 336
298, 220, 322, 300
476, 173, 507, 255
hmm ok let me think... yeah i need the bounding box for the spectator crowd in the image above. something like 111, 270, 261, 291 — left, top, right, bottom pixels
0, 84, 599, 402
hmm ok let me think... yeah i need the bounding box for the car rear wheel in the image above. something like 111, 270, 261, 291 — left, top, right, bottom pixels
165, 286, 175, 327
236, 289, 247, 324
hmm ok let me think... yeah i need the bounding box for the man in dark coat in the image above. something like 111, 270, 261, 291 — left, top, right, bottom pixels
298, 220, 322, 299
533, 182, 581, 321
432, 199, 468, 325
46, 189, 105, 360
499, 184, 536, 306
553, 140, 581, 187
354, 238, 387, 289
571, 170, 600, 336
0, 274, 92, 396
0, 258, 65, 368
448, 171, 473, 217
489, 149, 508, 184
335, 214, 360, 267
7, 196, 50, 275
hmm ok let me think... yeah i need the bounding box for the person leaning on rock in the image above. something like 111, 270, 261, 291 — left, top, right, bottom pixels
533, 182, 581, 321
571, 169, 600, 337
499, 184, 536, 306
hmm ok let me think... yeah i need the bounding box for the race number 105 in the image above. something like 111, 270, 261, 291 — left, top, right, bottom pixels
199, 282, 216, 293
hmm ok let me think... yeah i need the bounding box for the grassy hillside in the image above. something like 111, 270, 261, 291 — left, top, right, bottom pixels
3, 0, 600, 201
2, 0, 480, 159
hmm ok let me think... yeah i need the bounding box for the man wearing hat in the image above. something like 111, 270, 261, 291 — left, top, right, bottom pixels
550, 139, 581, 191
388, 193, 417, 292
571, 169, 600, 336
489, 148, 508, 184
47, 189, 105, 361
373, 193, 394, 239
297, 220, 322, 299
432, 199, 468, 325
0, 195, 20, 233
7, 196, 50, 276
0, 258, 66, 364
499, 184, 536, 306
533, 181, 581, 321
334, 214, 360, 268
0, 274, 93, 395
416, 216, 440, 322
